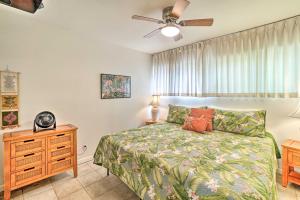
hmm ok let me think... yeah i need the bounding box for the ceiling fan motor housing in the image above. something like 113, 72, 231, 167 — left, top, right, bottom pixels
163, 6, 178, 22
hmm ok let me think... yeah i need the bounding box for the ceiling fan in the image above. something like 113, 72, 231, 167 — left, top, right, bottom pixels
132, 0, 214, 41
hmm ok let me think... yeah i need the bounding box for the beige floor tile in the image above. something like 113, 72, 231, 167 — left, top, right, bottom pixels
78, 163, 94, 176
94, 189, 123, 200
23, 189, 57, 200
278, 183, 297, 200
85, 176, 122, 198
95, 167, 108, 177
52, 178, 83, 198
50, 170, 74, 185
23, 179, 52, 197
77, 171, 104, 187
11, 189, 24, 200
291, 183, 300, 196
113, 183, 140, 200
59, 189, 91, 200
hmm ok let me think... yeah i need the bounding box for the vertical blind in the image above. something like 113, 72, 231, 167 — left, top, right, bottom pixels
152, 16, 300, 98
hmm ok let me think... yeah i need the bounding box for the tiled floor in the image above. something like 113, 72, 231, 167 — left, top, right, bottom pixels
1, 161, 300, 200
1, 161, 139, 200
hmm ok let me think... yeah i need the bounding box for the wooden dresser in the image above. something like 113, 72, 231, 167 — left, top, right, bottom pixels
3, 124, 78, 200
282, 139, 300, 187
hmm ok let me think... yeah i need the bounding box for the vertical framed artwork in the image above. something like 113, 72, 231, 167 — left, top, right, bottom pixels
1, 95, 18, 110
1, 71, 18, 93
0, 70, 20, 129
2, 111, 18, 129
100, 74, 131, 99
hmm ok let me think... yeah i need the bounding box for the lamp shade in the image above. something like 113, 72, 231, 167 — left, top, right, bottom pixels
290, 104, 300, 118
151, 95, 160, 107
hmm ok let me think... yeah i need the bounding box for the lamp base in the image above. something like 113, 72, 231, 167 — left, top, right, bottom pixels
151, 107, 159, 122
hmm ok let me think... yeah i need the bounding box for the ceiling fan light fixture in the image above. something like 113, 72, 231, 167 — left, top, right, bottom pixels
161, 25, 180, 37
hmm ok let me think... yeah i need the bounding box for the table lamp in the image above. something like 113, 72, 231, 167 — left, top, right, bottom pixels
290, 104, 300, 118
151, 95, 160, 122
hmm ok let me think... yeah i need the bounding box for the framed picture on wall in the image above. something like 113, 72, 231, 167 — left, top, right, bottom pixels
1, 95, 18, 110
1, 71, 18, 93
100, 74, 131, 99
2, 111, 19, 128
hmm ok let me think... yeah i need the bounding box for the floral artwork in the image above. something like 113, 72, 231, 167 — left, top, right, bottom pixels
101, 74, 131, 99
2, 111, 18, 127
94, 122, 279, 200
1, 95, 18, 110
1, 71, 18, 93
0, 0, 43, 13
0, 71, 20, 129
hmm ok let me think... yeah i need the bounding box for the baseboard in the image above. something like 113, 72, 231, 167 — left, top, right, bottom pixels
0, 155, 94, 192
78, 154, 93, 164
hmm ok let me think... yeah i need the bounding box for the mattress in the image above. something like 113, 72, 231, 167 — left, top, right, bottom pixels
94, 122, 278, 200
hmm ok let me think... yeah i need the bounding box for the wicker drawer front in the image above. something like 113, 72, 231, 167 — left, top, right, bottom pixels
11, 138, 45, 158
48, 145, 73, 162
48, 132, 73, 148
11, 151, 45, 172
288, 151, 300, 166
11, 166, 45, 187
48, 157, 73, 175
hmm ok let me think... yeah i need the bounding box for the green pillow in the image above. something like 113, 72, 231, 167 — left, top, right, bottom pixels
213, 109, 266, 137
166, 105, 191, 125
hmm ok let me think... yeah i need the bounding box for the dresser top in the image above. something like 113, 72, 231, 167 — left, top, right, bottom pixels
282, 139, 300, 150
3, 124, 78, 141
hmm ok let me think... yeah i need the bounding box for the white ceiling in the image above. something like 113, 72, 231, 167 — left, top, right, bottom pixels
1, 0, 300, 54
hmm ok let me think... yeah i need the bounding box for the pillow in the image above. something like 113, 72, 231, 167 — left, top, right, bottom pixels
167, 105, 191, 125
190, 108, 215, 132
182, 116, 208, 133
213, 109, 266, 137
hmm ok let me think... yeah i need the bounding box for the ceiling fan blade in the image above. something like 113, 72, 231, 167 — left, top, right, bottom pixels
179, 18, 214, 26
132, 15, 164, 24
174, 33, 183, 42
144, 28, 163, 38
172, 0, 190, 18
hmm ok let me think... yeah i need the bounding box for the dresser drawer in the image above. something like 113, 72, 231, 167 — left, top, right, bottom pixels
48, 132, 73, 148
11, 138, 45, 158
288, 151, 300, 166
11, 151, 45, 172
48, 157, 73, 175
48, 145, 73, 162
11, 165, 46, 187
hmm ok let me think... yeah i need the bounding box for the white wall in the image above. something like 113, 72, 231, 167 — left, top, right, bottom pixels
0, 9, 152, 188
158, 96, 300, 171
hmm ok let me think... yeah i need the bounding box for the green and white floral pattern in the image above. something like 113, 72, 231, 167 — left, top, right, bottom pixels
94, 122, 278, 200
167, 105, 191, 125
213, 109, 266, 137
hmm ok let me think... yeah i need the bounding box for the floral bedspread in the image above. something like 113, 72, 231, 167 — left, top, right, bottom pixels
94, 122, 278, 200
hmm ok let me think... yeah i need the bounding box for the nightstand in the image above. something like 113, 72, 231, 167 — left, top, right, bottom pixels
282, 139, 300, 187
145, 120, 161, 125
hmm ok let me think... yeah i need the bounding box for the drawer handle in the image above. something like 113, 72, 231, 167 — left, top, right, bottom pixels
57, 158, 66, 162
24, 167, 35, 172
57, 146, 65, 149
24, 153, 35, 157
56, 134, 65, 137
24, 139, 35, 143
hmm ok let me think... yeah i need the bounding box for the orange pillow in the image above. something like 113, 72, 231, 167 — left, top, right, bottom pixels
190, 108, 215, 132
182, 116, 208, 133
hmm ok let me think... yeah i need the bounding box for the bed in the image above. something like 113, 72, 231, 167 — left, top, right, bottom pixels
94, 122, 279, 200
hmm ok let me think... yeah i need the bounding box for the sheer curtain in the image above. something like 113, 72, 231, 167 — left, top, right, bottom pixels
153, 43, 204, 96
152, 16, 300, 98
